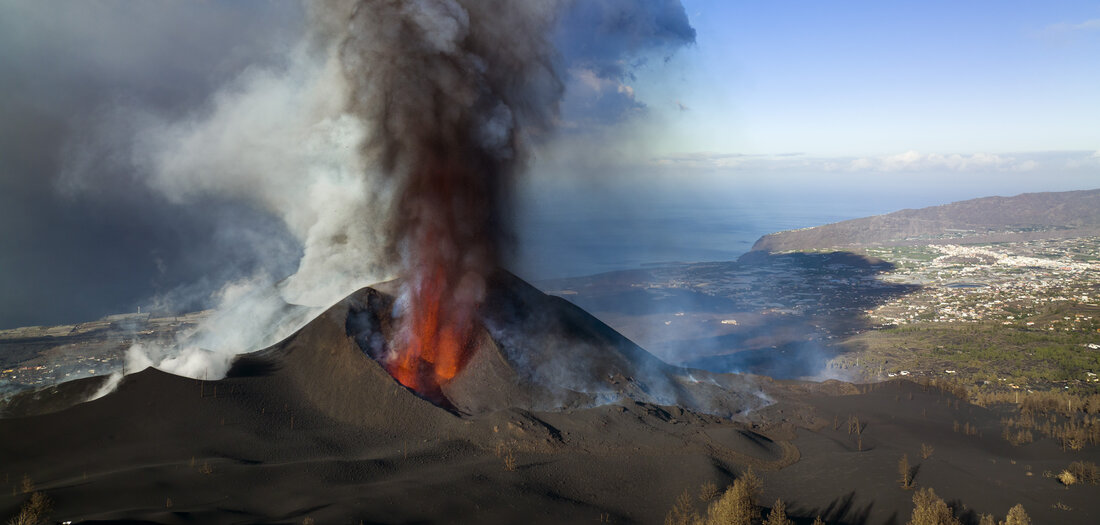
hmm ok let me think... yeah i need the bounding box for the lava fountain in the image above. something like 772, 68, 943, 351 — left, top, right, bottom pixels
388, 261, 479, 402
334, 1, 564, 401
385, 159, 490, 401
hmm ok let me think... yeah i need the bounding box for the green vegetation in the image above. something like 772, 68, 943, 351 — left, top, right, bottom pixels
841, 237, 1100, 396
840, 313, 1100, 386
865, 246, 940, 267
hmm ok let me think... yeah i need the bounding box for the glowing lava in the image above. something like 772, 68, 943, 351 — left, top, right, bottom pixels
336, 0, 566, 406
388, 270, 477, 401
386, 194, 485, 403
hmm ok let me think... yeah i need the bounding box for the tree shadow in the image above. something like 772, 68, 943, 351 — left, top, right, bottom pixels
948, 498, 981, 525
792, 490, 875, 524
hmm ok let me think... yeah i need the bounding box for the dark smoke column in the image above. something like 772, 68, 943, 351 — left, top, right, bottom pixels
337, 0, 564, 399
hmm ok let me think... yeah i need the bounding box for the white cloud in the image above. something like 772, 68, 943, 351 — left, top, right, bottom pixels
650, 152, 748, 168
1064, 149, 1100, 169
848, 150, 1033, 172
572, 67, 632, 96
648, 152, 806, 169
647, 150, 1099, 174
1046, 18, 1100, 33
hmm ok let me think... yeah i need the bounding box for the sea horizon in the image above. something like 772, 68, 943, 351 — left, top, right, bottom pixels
515, 182, 1022, 280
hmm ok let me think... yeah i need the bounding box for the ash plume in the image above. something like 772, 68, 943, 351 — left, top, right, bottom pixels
330, 0, 565, 394
43, 0, 696, 388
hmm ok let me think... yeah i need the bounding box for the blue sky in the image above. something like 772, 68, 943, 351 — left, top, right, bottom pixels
0, 0, 1097, 326
622, 0, 1100, 158
519, 0, 1100, 278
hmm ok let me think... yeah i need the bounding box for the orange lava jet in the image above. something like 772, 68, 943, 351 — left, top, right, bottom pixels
386, 208, 484, 403
388, 271, 476, 401
339, 0, 564, 406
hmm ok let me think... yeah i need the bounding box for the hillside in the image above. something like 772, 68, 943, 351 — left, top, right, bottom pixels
752, 188, 1100, 253
4, 272, 1099, 523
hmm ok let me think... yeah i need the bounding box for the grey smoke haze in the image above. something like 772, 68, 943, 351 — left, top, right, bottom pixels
0, 0, 304, 328
0, 0, 696, 379
556, 0, 696, 124
330, 0, 568, 389
0, 0, 695, 330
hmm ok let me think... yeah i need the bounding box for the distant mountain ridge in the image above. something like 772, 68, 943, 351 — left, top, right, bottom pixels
752, 188, 1100, 253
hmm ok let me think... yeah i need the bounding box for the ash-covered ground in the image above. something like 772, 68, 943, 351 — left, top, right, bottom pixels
3, 271, 1099, 524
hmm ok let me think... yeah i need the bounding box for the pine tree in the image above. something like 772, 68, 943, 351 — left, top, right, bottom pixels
763, 498, 793, 525
907, 487, 961, 525
899, 454, 913, 489
703, 469, 761, 525
1002, 504, 1030, 525
665, 489, 700, 525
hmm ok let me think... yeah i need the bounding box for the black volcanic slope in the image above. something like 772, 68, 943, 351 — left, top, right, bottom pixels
336, 271, 765, 417
753, 188, 1100, 252
2, 272, 1099, 524
0, 272, 780, 524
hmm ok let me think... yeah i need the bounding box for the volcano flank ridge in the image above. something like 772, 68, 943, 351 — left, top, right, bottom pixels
227, 269, 766, 423
0, 269, 795, 524
8, 271, 1100, 523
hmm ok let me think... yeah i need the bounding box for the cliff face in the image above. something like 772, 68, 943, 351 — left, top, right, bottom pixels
752, 188, 1100, 253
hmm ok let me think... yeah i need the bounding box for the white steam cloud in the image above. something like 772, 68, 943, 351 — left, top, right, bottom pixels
113, 10, 394, 380
60, 0, 699, 391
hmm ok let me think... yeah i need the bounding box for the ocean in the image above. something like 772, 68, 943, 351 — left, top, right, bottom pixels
514, 182, 991, 280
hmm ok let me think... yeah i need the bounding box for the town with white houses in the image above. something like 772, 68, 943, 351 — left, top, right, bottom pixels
865, 237, 1099, 330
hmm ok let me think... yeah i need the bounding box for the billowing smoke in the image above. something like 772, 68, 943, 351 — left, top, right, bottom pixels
52, 0, 695, 387
105, 10, 389, 379
331, 0, 566, 398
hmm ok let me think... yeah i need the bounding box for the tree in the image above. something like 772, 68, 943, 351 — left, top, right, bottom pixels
703, 469, 762, 525
764, 498, 794, 525
907, 487, 961, 525
8, 491, 50, 525
664, 489, 700, 525
899, 454, 913, 489
739, 468, 762, 501
698, 481, 720, 502
1002, 504, 1030, 525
